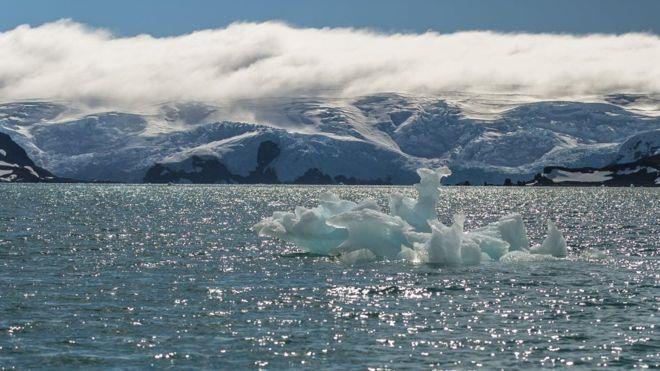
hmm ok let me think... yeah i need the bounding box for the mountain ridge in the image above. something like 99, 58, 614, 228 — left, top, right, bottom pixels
1, 93, 658, 185
0, 132, 70, 182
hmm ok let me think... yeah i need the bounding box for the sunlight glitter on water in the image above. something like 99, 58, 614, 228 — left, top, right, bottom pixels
0, 184, 658, 368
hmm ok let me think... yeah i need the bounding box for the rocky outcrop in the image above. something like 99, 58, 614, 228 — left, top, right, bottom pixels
144, 140, 282, 184
529, 155, 659, 186
143, 156, 235, 184
0, 132, 70, 182
143, 140, 392, 185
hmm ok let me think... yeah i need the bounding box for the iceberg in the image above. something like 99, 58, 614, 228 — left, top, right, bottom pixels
253, 192, 351, 254
390, 168, 451, 232
254, 167, 569, 265
327, 209, 413, 259
530, 220, 568, 258
340, 248, 378, 265
406, 216, 465, 266
466, 214, 530, 260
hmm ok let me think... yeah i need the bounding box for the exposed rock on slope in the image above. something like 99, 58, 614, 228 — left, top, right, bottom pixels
0, 132, 65, 182
531, 155, 659, 186
1, 95, 659, 184
143, 140, 393, 184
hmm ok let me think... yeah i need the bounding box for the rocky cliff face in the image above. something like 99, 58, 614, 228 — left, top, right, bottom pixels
143, 140, 391, 184
0, 132, 65, 182
143, 141, 281, 184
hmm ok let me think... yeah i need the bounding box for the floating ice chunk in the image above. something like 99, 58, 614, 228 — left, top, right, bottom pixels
460, 239, 483, 266
465, 214, 532, 260
254, 207, 348, 254
398, 246, 423, 263
530, 221, 567, 258
254, 192, 356, 254
465, 232, 510, 261
327, 209, 412, 259
496, 214, 531, 251
404, 215, 481, 266
353, 198, 382, 212
581, 249, 609, 260
318, 192, 359, 215
390, 167, 451, 232
402, 230, 430, 246
254, 192, 384, 255
500, 250, 561, 263
340, 249, 377, 265
421, 216, 464, 266
255, 167, 570, 266
472, 214, 530, 252
480, 252, 494, 262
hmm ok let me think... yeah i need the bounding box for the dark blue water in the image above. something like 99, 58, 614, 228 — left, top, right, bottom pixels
1, 185, 658, 369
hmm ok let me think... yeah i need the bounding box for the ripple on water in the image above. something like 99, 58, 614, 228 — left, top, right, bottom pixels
0, 184, 658, 368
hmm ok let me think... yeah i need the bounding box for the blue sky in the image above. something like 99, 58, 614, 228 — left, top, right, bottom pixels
1, 0, 659, 36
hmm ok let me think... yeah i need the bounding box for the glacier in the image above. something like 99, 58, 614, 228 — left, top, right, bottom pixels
0, 93, 658, 184
0, 132, 62, 182
254, 167, 570, 265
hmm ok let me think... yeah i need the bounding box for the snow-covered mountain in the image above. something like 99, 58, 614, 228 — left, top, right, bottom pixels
0, 93, 658, 184
0, 132, 62, 182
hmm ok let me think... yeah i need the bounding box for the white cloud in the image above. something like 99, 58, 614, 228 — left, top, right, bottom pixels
0, 20, 659, 110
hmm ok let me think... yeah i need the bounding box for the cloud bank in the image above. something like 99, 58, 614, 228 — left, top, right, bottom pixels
1, 20, 659, 110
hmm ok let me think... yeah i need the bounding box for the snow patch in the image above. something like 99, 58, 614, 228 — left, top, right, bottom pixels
23, 166, 40, 178
546, 169, 613, 183
0, 161, 19, 168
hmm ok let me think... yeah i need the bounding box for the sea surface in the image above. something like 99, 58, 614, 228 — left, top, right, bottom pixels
0, 184, 658, 369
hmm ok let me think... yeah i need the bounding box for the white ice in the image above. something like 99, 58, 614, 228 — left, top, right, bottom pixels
390, 168, 450, 232
253, 193, 350, 254
546, 169, 613, 183
529, 220, 568, 258
467, 214, 530, 260
340, 249, 378, 265
254, 167, 570, 265
327, 209, 413, 259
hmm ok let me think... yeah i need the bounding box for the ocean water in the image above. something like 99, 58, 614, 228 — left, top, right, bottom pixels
0, 184, 658, 369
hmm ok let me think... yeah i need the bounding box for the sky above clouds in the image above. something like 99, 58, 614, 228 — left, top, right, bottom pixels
1, 0, 659, 36
0, 1, 659, 110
